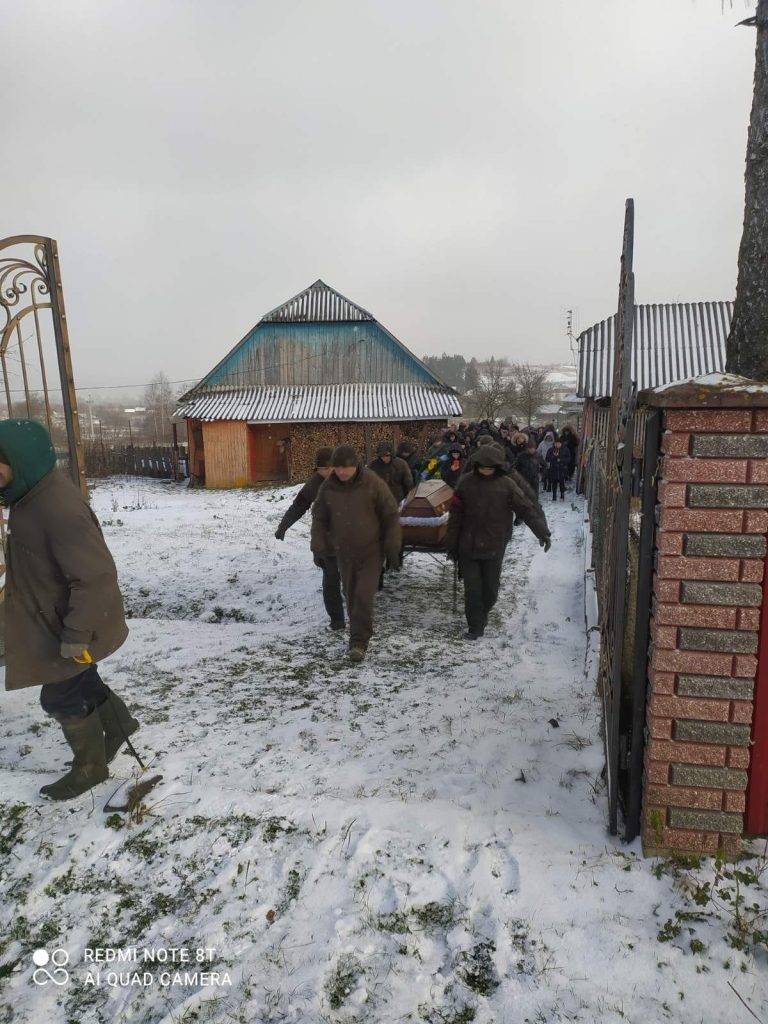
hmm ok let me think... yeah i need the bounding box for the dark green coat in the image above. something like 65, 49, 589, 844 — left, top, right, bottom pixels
0, 421, 128, 690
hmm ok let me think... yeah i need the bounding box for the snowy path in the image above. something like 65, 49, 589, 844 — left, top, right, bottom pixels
0, 479, 766, 1024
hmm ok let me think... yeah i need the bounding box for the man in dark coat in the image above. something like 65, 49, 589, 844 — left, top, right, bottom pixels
274, 446, 345, 630
396, 440, 421, 482
369, 441, 414, 504
546, 439, 572, 500
446, 445, 551, 639
312, 445, 402, 662
0, 419, 136, 801
513, 438, 541, 496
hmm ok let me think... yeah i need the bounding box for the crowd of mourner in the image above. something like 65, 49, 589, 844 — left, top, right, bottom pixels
0, 416, 578, 804
274, 419, 580, 662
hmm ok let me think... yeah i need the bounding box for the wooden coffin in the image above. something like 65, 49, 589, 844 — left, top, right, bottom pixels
400, 479, 454, 547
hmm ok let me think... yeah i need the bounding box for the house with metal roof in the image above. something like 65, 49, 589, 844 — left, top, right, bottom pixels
176, 279, 462, 487
577, 301, 733, 400
575, 301, 733, 464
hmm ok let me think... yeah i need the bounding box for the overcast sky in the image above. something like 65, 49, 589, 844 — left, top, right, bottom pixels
1, 0, 758, 396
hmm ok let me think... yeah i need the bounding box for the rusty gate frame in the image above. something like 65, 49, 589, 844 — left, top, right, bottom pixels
0, 235, 85, 494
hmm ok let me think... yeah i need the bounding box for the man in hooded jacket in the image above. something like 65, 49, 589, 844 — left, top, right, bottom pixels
274, 446, 345, 630
0, 419, 136, 801
369, 441, 413, 504
312, 445, 401, 662
446, 445, 551, 639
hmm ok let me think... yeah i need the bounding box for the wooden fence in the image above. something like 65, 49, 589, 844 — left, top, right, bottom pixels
83, 443, 189, 480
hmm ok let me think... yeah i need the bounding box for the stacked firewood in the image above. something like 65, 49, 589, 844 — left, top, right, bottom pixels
287, 420, 448, 482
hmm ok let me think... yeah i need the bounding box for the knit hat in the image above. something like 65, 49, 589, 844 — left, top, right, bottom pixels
471, 446, 506, 469
376, 441, 394, 457
315, 446, 333, 468
331, 444, 359, 468
0, 419, 57, 506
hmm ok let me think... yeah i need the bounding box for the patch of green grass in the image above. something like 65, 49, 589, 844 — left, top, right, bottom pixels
325, 953, 363, 1010
411, 901, 457, 932
0, 803, 28, 856
455, 941, 499, 996
123, 828, 161, 862
376, 911, 410, 934
262, 816, 297, 843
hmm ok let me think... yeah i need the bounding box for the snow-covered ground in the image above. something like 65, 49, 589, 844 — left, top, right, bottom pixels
0, 477, 766, 1023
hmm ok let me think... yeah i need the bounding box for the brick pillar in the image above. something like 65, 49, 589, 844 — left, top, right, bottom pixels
642, 407, 768, 858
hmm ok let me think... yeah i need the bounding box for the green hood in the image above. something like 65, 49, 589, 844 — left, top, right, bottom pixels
0, 419, 57, 505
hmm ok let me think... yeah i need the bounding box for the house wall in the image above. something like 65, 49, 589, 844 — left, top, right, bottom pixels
642, 406, 768, 857
201, 421, 251, 488
205, 321, 436, 389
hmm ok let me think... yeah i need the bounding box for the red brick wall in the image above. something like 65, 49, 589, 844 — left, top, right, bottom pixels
642, 407, 768, 857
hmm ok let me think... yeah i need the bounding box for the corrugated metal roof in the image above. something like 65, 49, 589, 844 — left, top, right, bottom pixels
175, 383, 462, 423
261, 279, 374, 323
577, 302, 734, 399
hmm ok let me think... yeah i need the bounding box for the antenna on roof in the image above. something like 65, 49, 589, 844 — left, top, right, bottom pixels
565, 308, 578, 359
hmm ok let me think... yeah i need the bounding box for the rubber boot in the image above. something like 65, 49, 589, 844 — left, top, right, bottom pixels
40, 710, 109, 801
349, 643, 368, 663
96, 690, 140, 763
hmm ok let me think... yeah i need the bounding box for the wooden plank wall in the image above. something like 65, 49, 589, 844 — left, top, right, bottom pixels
202, 421, 251, 488
207, 322, 434, 388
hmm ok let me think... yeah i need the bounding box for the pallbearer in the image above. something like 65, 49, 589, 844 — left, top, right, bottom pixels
311, 445, 401, 663
274, 446, 345, 631
446, 446, 552, 640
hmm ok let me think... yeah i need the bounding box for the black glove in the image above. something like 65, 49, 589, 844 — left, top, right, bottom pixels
540, 537, 551, 552
275, 527, 286, 541
313, 554, 325, 568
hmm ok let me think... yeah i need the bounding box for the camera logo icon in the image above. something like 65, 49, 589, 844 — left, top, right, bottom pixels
32, 948, 69, 986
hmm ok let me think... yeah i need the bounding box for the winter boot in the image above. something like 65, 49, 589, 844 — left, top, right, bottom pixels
96, 690, 140, 763
40, 710, 108, 801
349, 643, 368, 663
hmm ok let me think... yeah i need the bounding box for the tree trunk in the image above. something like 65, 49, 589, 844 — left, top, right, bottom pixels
726, 1, 768, 379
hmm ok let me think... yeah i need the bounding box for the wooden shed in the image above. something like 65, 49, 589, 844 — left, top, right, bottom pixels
175, 280, 462, 487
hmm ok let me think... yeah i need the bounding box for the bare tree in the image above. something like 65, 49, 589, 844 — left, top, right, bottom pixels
727, 3, 768, 378
468, 357, 517, 421
143, 372, 175, 443
509, 362, 555, 426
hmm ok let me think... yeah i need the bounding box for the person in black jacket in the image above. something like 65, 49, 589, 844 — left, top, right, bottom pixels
514, 438, 541, 496
440, 444, 465, 489
274, 446, 345, 630
546, 439, 572, 501
396, 440, 421, 483
446, 446, 551, 639
369, 442, 414, 504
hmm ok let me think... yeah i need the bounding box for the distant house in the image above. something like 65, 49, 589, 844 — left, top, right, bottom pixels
175, 280, 461, 487
576, 301, 733, 445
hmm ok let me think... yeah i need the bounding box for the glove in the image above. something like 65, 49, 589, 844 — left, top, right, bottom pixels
313, 554, 325, 568
274, 527, 286, 541
386, 552, 402, 572
60, 642, 93, 664
540, 537, 552, 552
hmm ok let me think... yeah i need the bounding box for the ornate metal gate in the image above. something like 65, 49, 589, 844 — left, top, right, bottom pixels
0, 235, 85, 492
